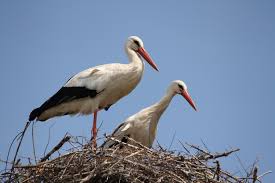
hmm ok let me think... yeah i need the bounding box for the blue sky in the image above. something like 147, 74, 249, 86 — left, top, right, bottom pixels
0, 1, 274, 181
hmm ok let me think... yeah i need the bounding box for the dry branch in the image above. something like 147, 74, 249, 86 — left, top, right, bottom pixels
40, 135, 71, 162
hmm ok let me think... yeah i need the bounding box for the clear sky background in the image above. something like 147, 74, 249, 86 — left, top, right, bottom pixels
0, 1, 274, 181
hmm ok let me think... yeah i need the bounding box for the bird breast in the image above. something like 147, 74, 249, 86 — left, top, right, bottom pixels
98, 65, 143, 109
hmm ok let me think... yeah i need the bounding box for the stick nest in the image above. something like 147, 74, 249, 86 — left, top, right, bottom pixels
2, 136, 260, 183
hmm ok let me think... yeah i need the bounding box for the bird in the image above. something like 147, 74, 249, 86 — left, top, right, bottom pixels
29, 36, 159, 147
102, 80, 197, 148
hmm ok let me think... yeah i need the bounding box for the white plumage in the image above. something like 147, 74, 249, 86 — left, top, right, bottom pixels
38, 63, 144, 121
102, 80, 197, 148
29, 36, 159, 146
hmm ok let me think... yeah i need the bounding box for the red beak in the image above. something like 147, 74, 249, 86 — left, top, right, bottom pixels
137, 47, 159, 71
181, 90, 197, 111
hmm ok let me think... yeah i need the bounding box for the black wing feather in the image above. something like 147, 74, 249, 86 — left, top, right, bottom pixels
100, 122, 130, 148
29, 87, 98, 121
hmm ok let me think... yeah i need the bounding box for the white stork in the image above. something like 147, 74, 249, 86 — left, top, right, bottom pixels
102, 80, 197, 148
29, 36, 159, 147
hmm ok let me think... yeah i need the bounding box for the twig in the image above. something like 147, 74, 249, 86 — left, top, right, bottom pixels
97, 120, 104, 134
80, 168, 96, 183
80, 160, 109, 183
257, 170, 272, 180
200, 139, 211, 153
156, 140, 165, 151
9, 121, 31, 177
0, 159, 10, 164
186, 143, 212, 156
40, 135, 71, 162
43, 123, 55, 156
186, 143, 240, 160
14, 151, 84, 169
205, 148, 240, 160
31, 122, 37, 163
5, 131, 22, 171
178, 140, 190, 154
168, 131, 176, 150
60, 153, 77, 179
213, 160, 220, 181
252, 166, 258, 183
235, 153, 249, 176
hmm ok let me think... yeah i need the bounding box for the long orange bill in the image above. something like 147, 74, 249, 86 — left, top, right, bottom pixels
137, 47, 159, 71
181, 90, 197, 111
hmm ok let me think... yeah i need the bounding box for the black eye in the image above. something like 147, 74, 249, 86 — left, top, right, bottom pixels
178, 84, 183, 90
133, 40, 141, 47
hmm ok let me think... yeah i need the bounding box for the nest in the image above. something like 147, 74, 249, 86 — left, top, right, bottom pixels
1, 135, 263, 183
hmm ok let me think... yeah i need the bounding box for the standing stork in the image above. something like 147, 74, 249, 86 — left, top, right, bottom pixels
102, 80, 197, 148
29, 36, 159, 147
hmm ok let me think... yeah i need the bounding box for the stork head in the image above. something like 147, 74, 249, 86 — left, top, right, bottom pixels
170, 80, 197, 111
126, 36, 159, 71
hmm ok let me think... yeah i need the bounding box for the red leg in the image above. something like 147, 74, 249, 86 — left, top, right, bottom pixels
91, 111, 98, 148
